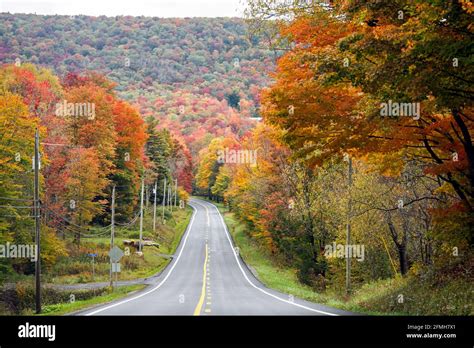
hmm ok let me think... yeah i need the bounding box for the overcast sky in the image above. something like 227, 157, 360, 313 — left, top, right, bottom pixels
0, 0, 246, 17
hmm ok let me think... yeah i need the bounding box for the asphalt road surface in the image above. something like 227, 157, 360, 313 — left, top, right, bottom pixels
80, 198, 352, 316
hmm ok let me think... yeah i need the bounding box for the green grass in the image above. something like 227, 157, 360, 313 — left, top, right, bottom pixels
0, 206, 194, 316
39, 285, 146, 316
38, 207, 192, 315
214, 202, 337, 305
46, 206, 193, 285
209, 199, 473, 316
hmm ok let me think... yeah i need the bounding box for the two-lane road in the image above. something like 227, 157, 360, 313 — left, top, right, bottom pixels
80, 198, 351, 316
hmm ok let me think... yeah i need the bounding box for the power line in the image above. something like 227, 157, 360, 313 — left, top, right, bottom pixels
0, 215, 34, 218
44, 205, 136, 237
51, 216, 111, 238
113, 206, 141, 226
44, 207, 112, 237
40, 142, 84, 149
0, 197, 34, 202
0, 205, 33, 209
44, 206, 90, 230
115, 213, 140, 227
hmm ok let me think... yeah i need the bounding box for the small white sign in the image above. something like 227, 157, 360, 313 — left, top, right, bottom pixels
112, 262, 121, 273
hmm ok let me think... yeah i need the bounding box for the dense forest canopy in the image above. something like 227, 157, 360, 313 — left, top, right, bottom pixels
0, 14, 274, 156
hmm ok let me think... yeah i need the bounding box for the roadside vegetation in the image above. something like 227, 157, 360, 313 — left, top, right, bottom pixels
194, 0, 474, 316
214, 201, 473, 315
47, 206, 192, 285
39, 284, 146, 316
0, 206, 192, 315
0, 60, 194, 315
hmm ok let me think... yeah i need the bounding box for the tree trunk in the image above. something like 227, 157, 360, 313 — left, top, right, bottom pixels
386, 212, 409, 276
397, 244, 408, 275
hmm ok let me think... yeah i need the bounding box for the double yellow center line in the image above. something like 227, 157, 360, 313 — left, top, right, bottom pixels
193, 243, 209, 315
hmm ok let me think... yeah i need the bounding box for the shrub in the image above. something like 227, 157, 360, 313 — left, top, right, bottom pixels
0, 281, 108, 314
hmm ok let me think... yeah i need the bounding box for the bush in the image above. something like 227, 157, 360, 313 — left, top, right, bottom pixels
52, 260, 93, 276
0, 281, 108, 314
122, 255, 141, 271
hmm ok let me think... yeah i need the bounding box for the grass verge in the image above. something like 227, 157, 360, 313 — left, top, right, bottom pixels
0, 205, 193, 315
39, 285, 146, 316
46, 206, 193, 284
207, 198, 473, 316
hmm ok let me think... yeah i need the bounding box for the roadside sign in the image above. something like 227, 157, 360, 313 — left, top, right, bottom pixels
112, 262, 121, 273
87, 253, 98, 280
109, 246, 124, 262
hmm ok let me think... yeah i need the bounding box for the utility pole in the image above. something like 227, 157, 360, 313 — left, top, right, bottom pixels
346, 156, 353, 295
162, 177, 167, 223
91, 255, 95, 281
77, 206, 82, 247
145, 188, 149, 209
34, 129, 41, 314
168, 185, 172, 211
153, 181, 157, 232
139, 177, 145, 253
174, 178, 178, 208
110, 185, 116, 288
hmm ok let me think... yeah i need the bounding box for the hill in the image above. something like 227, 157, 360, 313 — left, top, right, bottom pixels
0, 13, 275, 155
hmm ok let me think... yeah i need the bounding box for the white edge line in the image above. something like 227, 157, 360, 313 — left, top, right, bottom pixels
197, 200, 339, 316
84, 206, 198, 316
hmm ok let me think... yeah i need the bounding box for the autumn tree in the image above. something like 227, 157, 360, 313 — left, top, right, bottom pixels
0, 93, 39, 276
111, 100, 148, 220
64, 148, 108, 246
254, 0, 474, 247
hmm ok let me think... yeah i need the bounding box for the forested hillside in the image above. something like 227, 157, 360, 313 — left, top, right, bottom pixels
0, 13, 273, 303
0, 14, 273, 156
1, 1, 472, 318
